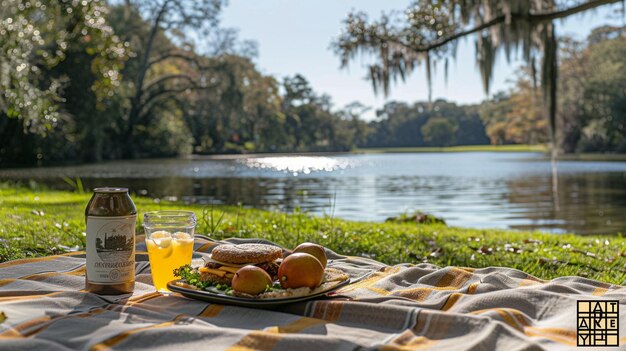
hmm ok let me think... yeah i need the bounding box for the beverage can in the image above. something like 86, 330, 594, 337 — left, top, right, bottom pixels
85, 187, 137, 294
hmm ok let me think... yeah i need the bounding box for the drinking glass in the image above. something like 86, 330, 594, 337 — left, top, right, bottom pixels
143, 211, 196, 293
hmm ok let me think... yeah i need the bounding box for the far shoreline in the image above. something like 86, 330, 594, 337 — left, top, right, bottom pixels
5, 144, 626, 169
187, 144, 549, 161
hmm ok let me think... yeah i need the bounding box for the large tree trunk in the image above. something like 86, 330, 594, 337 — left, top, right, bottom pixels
123, 2, 168, 158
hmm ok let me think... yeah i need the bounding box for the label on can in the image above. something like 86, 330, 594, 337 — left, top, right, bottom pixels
86, 215, 137, 284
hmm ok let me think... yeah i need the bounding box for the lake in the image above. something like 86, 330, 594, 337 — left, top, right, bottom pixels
1, 152, 625, 234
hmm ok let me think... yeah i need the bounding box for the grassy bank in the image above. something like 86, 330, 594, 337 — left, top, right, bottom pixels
356, 144, 548, 153
1, 186, 624, 284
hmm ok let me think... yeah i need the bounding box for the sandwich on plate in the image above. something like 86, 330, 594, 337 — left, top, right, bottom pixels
200, 243, 283, 285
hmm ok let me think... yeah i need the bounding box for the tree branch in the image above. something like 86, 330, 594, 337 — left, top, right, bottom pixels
394, 0, 621, 53
138, 83, 207, 118
147, 49, 205, 69
142, 74, 197, 95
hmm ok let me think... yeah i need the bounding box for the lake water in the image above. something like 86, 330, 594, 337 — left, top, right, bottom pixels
2, 152, 626, 234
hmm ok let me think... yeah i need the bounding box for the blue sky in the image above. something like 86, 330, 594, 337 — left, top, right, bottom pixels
221, 1, 624, 120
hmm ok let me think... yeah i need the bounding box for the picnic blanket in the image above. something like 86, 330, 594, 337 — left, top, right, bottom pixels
0, 236, 624, 351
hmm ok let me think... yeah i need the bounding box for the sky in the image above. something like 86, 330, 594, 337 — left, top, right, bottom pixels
220, 1, 624, 120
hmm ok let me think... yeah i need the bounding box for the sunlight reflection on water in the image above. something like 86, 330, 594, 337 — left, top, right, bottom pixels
238, 156, 356, 176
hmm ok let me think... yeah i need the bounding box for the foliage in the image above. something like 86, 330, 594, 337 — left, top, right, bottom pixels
1, 186, 625, 284
479, 72, 548, 145
566, 26, 626, 152
281, 75, 366, 151
333, 0, 623, 152
385, 211, 446, 225
173, 264, 210, 289
478, 26, 626, 152
421, 117, 458, 146
0, 0, 128, 134
0, 2, 369, 166
364, 99, 488, 148
119, 0, 226, 157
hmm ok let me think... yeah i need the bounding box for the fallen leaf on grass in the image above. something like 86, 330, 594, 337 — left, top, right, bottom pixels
572, 249, 597, 258
477, 246, 493, 255
523, 239, 542, 244
503, 244, 523, 254
429, 247, 443, 258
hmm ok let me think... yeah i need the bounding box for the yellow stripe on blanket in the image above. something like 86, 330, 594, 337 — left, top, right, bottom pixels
90, 314, 187, 351
0, 290, 72, 303
265, 316, 327, 334
0, 256, 60, 268
434, 267, 474, 288
392, 267, 474, 302
524, 327, 576, 346
592, 286, 608, 296
199, 304, 223, 318
226, 330, 283, 351
403, 309, 456, 350
0, 308, 108, 338
470, 308, 531, 330
392, 287, 436, 301
466, 282, 479, 294
519, 279, 542, 287
336, 266, 402, 294
310, 301, 345, 322
441, 293, 463, 311
0, 252, 86, 269
366, 286, 391, 296
127, 291, 162, 304
382, 329, 435, 351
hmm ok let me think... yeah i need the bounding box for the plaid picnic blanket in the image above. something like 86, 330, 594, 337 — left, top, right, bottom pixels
0, 236, 624, 351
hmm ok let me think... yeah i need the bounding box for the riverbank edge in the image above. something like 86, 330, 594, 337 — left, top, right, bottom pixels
1, 186, 624, 284
354, 144, 548, 153
6, 144, 626, 169
187, 144, 548, 160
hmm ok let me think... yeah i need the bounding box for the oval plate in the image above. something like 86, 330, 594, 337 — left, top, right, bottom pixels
167, 278, 350, 308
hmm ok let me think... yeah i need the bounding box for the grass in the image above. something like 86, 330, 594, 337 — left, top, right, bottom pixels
1, 185, 625, 284
355, 144, 548, 153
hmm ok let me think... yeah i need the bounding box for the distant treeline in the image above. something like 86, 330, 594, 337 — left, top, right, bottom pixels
365, 101, 488, 148
1, 1, 624, 167
365, 25, 626, 153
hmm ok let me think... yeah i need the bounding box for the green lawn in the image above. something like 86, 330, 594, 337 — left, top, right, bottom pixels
355, 144, 548, 153
1, 185, 624, 284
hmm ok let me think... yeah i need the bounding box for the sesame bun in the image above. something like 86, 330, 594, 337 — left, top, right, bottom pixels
211, 243, 282, 264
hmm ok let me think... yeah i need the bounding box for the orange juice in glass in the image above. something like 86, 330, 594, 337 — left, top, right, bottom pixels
143, 211, 196, 293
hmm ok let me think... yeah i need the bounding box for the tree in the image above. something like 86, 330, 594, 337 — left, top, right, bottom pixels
120, 0, 224, 156
569, 26, 626, 151
421, 117, 458, 146
0, 0, 127, 134
340, 102, 372, 147
480, 71, 547, 145
186, 55, 283, 153
363, 99, 487, 147
557, 36, 589, 152
333, 0, 623, 155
